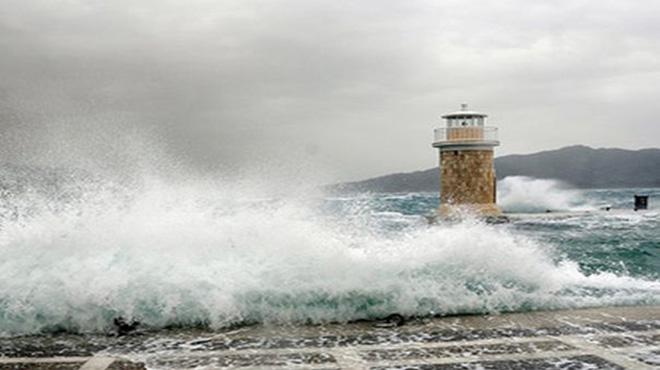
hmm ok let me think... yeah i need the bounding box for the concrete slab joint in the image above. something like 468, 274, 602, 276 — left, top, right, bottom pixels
79, 357, 116, 370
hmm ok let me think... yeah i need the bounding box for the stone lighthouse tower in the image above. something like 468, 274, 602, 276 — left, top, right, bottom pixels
432, 104, 501, 217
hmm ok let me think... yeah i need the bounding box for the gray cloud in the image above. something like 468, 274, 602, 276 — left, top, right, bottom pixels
1, 0, 659, 182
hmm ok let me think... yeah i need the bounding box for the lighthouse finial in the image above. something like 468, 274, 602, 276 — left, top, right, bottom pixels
461, 103, 468, 111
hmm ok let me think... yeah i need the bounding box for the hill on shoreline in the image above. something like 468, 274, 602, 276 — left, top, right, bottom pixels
332, 145, 660, 193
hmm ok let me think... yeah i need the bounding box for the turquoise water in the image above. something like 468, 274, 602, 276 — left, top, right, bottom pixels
330, 186, 660, 279
0, 173, 658, 337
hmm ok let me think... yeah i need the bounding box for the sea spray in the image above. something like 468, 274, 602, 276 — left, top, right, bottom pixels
498, 176, 594, 213
1, 174, 659, 337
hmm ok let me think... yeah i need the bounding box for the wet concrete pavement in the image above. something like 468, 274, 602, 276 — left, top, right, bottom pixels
1, 306, 658, 369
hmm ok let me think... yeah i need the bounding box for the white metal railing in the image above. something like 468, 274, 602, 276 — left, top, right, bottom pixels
434, 126, 498, 143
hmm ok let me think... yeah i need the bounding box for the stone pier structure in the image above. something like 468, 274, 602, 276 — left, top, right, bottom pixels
433, 104, 501, 217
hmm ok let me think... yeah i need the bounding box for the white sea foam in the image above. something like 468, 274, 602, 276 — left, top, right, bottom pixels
0, 180, 658, 337
498, 176, 595, 213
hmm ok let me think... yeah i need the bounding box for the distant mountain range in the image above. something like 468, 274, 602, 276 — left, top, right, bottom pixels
332, 145, 660, 193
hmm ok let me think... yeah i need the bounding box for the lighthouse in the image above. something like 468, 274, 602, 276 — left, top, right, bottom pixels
432, 104, 501, 217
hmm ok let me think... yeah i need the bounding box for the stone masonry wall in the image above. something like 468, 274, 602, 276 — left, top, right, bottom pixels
440, 149, 496, 205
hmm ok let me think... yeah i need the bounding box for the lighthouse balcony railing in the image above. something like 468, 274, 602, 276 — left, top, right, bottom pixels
433, 126, 498, 144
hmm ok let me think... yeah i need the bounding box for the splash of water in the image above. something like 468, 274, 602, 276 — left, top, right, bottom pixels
498, 176, 594, 213
0, 172, 658, 337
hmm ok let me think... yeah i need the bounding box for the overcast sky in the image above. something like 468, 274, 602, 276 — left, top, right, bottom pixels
1, 0, 659, 182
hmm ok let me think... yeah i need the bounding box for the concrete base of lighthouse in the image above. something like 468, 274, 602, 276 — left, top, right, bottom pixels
432, 203, 508, 224
438, 203, 502, 218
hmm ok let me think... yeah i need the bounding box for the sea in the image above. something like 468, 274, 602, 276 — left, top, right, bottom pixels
0, 170, 659, 338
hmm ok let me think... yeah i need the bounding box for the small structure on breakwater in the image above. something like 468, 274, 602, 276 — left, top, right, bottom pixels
634, 195, 649, 211
432, 104, 501, 218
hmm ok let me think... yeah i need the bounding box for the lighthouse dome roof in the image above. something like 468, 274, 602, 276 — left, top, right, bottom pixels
441, 104, 487, 118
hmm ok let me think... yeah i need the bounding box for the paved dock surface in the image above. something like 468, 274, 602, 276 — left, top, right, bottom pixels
1, 306, 658, 369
